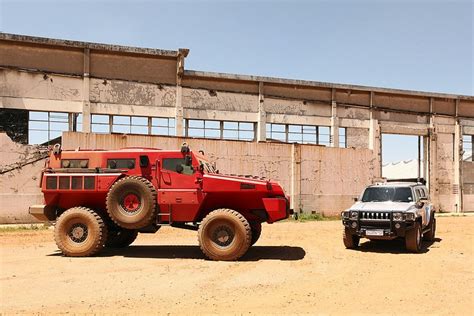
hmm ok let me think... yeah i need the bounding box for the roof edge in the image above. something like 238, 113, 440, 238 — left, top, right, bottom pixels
184, 70, 474, 100
0, 32, 182, 58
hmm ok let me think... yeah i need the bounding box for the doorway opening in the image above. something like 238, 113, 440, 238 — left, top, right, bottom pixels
381, 134, 427, 184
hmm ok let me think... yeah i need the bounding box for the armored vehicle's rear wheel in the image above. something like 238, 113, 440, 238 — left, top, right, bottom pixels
250, 222, 262, 246
106, 176, 157, 230
54, 207, 108, 257
406, 222, 422, 253
343, 228, 360, 249
105, 228, 138, 248
423, 215, 436, 242
198, 209, 252, 261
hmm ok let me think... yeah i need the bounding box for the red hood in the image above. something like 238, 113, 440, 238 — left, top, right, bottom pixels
202, 173, 286, 196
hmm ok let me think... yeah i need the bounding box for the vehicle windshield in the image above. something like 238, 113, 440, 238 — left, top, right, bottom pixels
197, 158, 217, 173
361, 187, 413, 203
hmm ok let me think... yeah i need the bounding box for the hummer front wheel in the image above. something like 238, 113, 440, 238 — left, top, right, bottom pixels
406, 222, 422, 253
343, 228, 359, 249
54, 207, 108, 257
198, 209, 252, 261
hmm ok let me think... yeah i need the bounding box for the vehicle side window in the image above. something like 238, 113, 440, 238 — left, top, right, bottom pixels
107, 159, 135, 169
162, 158, 194, 175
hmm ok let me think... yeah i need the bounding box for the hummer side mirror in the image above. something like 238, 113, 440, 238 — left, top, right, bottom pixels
353, 197, 358, 202
416, 198, 428, 209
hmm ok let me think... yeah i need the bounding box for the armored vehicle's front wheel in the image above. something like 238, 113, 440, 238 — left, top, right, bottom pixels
106, 176, 157, 230
405, 222, 422, 253
198, 209, 252, 261
343, 228, 360, 249
250, 222, 262, 246
54, 207, 108, 257
105, 228, 138, 248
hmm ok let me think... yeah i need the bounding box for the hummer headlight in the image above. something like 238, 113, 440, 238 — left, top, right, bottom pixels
405, 213, 416, 221
350, 211, 358, 220
393, 212, 403, 221
342, 211, 350, 219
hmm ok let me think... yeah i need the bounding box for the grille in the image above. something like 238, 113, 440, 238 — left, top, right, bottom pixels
359, 211, 391, 221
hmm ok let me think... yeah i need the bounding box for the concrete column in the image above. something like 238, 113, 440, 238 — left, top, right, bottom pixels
290, 143, 302, 212
330, 101, 339, 147
257, 82, 266, 142
82, 48, 91, 133
453, 120, 462, 212
428, 98, 439, 208
174, 49, 188, 137
175, 85, 184, 137
423, 135, 429, 186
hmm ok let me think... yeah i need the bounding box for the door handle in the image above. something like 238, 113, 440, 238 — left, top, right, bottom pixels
175, 197, 182, 203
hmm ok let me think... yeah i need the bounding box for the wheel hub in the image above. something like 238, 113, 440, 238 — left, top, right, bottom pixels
68, 223, 88, 243
212, 225, 234, 247
121, 193, 141, 213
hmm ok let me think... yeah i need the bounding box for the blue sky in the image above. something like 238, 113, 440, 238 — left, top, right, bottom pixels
1, 0, 473, 163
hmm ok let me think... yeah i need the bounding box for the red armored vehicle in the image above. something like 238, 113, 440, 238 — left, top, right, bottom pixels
30, 143, 291, 261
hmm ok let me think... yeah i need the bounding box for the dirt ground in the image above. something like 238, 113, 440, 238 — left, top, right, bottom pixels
1, 216, 473, 315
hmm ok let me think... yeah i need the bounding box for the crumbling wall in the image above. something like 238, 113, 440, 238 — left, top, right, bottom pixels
0, 133, 47, 223
346, 127, 369, 148
62, 132, 377, 217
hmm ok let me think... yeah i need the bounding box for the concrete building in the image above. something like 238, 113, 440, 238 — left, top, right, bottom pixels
0, 33, 473, 223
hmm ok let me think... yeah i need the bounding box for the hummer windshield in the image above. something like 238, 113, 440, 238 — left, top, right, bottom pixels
361, 187, 413, 203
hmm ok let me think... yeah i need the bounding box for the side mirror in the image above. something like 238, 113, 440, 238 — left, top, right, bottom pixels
184, 155, 192, 166
353, 197, 359, 202
139, 155, 150, 168
416, 198, 427, 209
175, 164, 184, 174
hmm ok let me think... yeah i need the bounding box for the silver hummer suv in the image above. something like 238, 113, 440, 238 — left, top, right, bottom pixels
341, 182, 436, 253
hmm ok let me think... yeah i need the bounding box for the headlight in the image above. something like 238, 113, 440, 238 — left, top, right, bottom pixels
405, 213, 416, 221
342, 211, 350, 219
393, 212, 403, 221
350, 211, 358, 220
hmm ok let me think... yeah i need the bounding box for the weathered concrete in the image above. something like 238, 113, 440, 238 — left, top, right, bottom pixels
1, 33, 474, 219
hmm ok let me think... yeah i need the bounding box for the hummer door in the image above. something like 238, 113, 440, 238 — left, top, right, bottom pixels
157, 154, 202, 222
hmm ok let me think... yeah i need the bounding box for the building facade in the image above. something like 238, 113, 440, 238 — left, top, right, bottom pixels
0, 33, 473, 223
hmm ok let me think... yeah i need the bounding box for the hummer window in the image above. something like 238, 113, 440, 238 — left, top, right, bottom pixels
162, 158, 194, 175
107, 159, 135, 169
61, 159, 89, 168
361, 187, 413, 203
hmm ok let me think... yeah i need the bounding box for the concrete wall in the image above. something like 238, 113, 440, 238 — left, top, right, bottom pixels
0, 133, 46, 223
62, 132, 377, 216
462, 161, 474, 212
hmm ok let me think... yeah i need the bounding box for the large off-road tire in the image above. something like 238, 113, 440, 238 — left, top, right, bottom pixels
105, 228, 138, 248
198, 209, 252, 261
343, 228, 360, 249
54, 207, 108, 257
106, 176, 157, 230
406, 222, 422, 253
423, 216, 436, 242
250, 222, 262, 246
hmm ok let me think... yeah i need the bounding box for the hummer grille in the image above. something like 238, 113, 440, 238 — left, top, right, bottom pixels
359, 211, 391, 221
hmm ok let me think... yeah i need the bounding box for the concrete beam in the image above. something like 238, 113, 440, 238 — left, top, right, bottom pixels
1, 97, 83, 112
379, 122, 429, 136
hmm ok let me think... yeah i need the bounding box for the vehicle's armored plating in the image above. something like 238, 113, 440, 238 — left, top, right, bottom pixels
341, 182, 436, 252
30, 143, 291, 261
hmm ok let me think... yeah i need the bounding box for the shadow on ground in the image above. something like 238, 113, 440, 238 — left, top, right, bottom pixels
49, 245, 306, 261
357, 237, 442, 254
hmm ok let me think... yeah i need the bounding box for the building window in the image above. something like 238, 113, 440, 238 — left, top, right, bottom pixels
187, 119, 221, 139
28, 111, 70, 145
91, 114, 110, 133
267, 123, 332, 146
339, 127, 347, 148
151, 117, 175, 136
463, 135, 473, 161
266, 123, 286, 142
111, 115, 149, 135
223, 121, 254, 141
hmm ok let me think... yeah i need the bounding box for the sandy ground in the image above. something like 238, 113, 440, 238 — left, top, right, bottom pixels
1, 217, 473, 315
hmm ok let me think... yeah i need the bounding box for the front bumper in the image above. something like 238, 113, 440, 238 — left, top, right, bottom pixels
29, 204, 56, 222
343, 218, 416, 239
